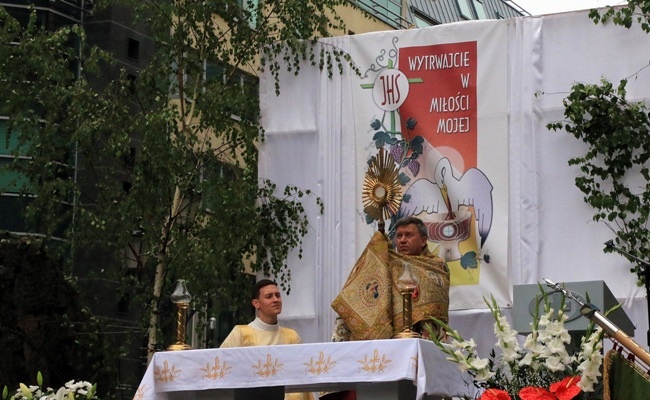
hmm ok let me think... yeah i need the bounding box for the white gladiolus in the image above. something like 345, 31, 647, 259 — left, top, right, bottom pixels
518, 351, 535, 367
578, 377, 595, 392
492, 308, 522, 366
546, 337, 568, 353
576, 327, 604, 392
450, 342, 464, 351
462, 338, 477, 350
473, 367, 495, 382
430, 292, 606, 399
544, 356, 568, 372
469, 356, 490, 370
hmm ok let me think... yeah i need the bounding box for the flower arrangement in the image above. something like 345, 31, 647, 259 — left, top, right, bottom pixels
2, 373, 98, 400
430, 293, 605, 400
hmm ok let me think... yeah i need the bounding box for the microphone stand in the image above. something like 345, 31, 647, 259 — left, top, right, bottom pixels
544, 279, 650, 366
604, 240, 650, 348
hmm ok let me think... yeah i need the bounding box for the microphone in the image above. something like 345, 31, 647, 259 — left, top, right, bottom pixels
604, 239, 650, 267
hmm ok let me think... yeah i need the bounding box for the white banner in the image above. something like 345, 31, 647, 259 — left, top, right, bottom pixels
259, 9, 650, 349
347, 22, 510, 310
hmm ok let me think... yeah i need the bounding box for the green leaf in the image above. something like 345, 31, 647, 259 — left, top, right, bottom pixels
551, 74, 650, 287
460, 251, 478, 270
0, 0, 345, 388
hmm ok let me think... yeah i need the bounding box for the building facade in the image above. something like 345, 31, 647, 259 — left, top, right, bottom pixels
348, 0, 525, 30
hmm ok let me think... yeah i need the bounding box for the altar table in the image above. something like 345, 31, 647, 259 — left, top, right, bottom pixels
132, 338, 477, 400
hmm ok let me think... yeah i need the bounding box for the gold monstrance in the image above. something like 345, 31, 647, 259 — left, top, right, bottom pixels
362, 149, 402, 234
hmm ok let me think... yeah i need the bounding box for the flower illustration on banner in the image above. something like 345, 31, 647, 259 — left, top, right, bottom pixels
370, 116, 424, 188
428, 290, 605, 400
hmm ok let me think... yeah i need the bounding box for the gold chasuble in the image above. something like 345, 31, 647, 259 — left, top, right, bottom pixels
331, 231, 450, 340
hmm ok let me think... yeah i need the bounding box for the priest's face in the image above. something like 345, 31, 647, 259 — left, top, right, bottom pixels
252, 283, 283, 324
395, 223, 427, 256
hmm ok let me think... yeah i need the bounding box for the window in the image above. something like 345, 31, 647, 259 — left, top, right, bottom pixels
127, 38, 140, 61
237, 0, 259, 28
122, 181, 132, 193
205, 62, 225, 83
0, 158, 29, 194
356, 0, 403, 29
412, 9, 438, 27
0, 119, 30, 194
201, 160, 241, 213
124, 228, 146, 272
0, 119, 22, 156
456, 0, 474, 19
127, 73, 137, 95
473, 0, 488, 19
205, 61, 259, 122
117, 292, 131, 314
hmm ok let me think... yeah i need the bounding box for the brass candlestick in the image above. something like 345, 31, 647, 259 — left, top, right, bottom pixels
394, 263, 421, 339
167, 279, 193, 351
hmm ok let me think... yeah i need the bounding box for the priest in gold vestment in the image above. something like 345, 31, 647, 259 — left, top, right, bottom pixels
322, 217, 450, 400
331, 216, 450, 341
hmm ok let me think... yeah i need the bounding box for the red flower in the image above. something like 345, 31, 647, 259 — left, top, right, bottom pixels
519, 387, 556, 400
549, 376, 581, 400
480, 388, 512, 400
480, 377, 582, 400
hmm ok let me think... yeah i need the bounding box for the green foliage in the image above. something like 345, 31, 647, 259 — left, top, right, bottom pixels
0, 0, 351, 386
552, 0, 650, 288
547, 78, 650, 286
589, 0, 650, 32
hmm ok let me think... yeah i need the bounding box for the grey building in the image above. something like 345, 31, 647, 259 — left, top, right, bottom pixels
0, 0, 154, 396
353, 0, 526, 29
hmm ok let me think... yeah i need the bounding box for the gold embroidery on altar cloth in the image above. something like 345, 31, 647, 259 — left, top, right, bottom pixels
154, 360, 181, 383
305, 351, 336, 375
358, 349, 392, 373
253, 354, 283, 377
133, 385, 146, 400
202, 356, 232, 380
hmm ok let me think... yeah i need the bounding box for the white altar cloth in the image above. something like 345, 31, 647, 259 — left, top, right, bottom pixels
133, 339, 476, 400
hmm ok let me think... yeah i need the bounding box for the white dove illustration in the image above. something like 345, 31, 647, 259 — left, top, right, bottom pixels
398, 157, 493, 246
